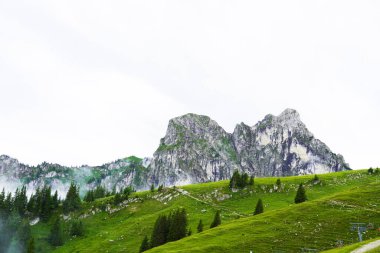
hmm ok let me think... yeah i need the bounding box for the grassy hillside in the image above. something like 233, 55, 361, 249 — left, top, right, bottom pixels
322, 238, 380, 253
31, 170, 380, 253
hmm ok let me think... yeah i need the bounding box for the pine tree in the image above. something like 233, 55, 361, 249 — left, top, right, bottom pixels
49, 217, 64, 246
210, 210, 221, 228
167, 209, 187, 242
70, 219, 84, 237
84, 190, 94, 202
150, 184, 155, 192
113, 192, 122, 205
26, 237, 35, 253
240, 173, 249, 188
187, 228, 192, 236
295, 183, 307, 204
52, 190, 59, 208
63, 182, 81, 214
150, 215, 169, 247
18, 219, 31, 251
229, 171, 241, 189
40, 186, 52, 221
14, 186, 28, 217
197, 219, 204, 233
27, 237, 35, 253
254, 198, 264, 215
248, 176, 254, 186
139, 235, 150, 252
276, 179, 281, 190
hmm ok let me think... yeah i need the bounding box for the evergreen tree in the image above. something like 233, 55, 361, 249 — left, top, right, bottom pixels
294, 183, 307, 204
70, 219, 84, 237
275, 179, 281, 190
229, 171, 241, 189
14, 186, 28, 217
49, 217, 64, 246
368, 168, 374, 174
150, 184, 155, 192
84, 190, 94, 202
40, 186, 52, 221
210, 210, 221, 228
63, 182, 81, 214
239, 173, 249, 188
248, 176, 254, 186
0, 188, 5, 218
52, 190, 59, 208
157, 185, 164, 192
254, 198, 264, 215
139, 235, 150, 252
18, 219, 31, 251
94, 185, 106, 199
113, 192, 122, 205
27, 237, 35, 253
27, 193, 36, 214
150, 215, 169, 247
3, 192, 13, 219
197, 219, 204, 233
167, 209, 187, 242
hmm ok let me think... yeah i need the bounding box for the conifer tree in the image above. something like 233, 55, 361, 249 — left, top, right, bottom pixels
254, 198, 264, 215
197, 219, 204, 233
18, 219, 31, 251
229, 171, 241, 189
113, 192, 122, 205
40, 186, 52, 221
70, 219, 84, 237
240, 173, 249, 188
49, 217, 64, 246
150, 184, 155, 192
295, 183, 307, 204
27, 237, 35, 253
27, 193, 36, 214
139, 235, 150, 252
210, 210, 221, 228
63, 182, 81, 214
248, 176, 254, 186
275, 178, 281, 190
84, 190, 94, 202
52, 190, 59, 208
167, 209, 187, 242
150, 215, 168, 247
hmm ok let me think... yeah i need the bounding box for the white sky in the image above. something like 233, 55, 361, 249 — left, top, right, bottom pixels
0, 1, 379, 169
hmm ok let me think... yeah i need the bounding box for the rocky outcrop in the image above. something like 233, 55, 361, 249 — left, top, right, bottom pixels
147, 109, 350, 186
147, 114, 240, 186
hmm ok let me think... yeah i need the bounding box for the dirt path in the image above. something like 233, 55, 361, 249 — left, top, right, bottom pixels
351, 240, 380, 253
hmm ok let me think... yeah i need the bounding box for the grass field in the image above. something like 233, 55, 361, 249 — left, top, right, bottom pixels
31, 169, 380, 253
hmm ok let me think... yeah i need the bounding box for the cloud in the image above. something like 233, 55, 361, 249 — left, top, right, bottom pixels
0, 1, 379, 168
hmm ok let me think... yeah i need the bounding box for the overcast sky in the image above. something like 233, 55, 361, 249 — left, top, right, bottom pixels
0, 1, 379, 169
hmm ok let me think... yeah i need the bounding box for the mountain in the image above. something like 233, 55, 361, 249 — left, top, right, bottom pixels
0, 109, 350, 195
147, 109, 350, 186
0, 155, 150, 197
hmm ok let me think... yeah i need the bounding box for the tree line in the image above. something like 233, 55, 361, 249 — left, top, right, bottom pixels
0, 182, 82, 252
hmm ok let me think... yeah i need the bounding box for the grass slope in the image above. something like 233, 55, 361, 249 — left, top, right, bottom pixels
31, 170, 380, 253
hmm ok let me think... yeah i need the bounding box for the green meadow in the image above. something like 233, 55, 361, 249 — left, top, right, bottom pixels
31, 170, 380, 253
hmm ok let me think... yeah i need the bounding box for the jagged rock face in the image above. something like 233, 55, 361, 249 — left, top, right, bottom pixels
0, 155, 149, 197
148, 114, 240, 186
148, 109, 350, 185
233, 109, 349, 176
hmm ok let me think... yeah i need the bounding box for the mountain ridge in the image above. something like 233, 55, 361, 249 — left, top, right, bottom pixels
0, 109, 350, 196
